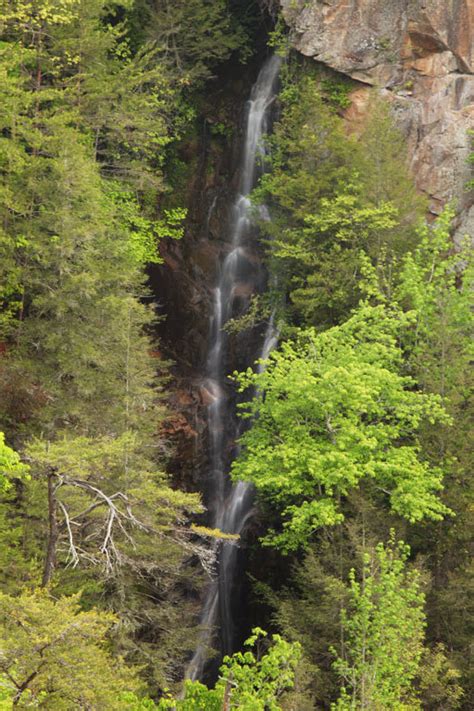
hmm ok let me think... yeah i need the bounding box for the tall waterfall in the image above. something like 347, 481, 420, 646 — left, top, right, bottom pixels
186, 55, 281, 681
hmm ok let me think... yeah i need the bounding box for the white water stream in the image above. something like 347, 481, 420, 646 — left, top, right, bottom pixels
186, 55, 281, 681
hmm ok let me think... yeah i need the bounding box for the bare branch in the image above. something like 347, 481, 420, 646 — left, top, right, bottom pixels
47, 471, 218, 578
57, 501, 80, 569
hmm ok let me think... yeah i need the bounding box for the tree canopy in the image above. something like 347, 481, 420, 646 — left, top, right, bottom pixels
232, 303, 450, 551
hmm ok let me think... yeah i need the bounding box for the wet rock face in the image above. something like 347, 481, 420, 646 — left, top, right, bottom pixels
281, 0, 474, 226
151, 154, 235, 485
151, 65, 269, 488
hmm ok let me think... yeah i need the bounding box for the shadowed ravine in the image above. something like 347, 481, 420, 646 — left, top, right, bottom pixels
186, 55, 281, 682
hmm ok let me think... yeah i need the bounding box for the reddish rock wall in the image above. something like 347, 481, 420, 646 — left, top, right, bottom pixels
281, 0, 474, 236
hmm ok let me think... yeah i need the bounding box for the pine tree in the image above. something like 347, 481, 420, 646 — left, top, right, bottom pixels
0, 589, 146, 709
0, 0, 204, 690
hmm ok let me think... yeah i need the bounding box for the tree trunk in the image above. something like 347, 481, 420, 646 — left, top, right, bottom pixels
222, 676, 232, 711
42, 468, 58, 587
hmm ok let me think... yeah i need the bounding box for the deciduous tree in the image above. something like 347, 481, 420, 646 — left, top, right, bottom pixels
331, 536, 425, 710
232, 303, 450, 551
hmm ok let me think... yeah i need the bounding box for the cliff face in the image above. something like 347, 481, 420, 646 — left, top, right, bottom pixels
151, 64, 267, 490
281, 0, 474, 236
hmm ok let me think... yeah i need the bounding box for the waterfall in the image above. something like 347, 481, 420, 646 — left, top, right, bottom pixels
186, 55, 281, 681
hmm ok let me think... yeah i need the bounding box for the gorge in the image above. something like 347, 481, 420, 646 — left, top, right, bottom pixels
0, 1, 472, 708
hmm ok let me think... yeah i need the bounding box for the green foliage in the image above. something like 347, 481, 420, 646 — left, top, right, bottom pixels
0, 0, 203, 690
320, 77, 352, 110
0, 434, 27, 491
0, 589, 144, 709
5, 428, 206, 685
25, 432, 203, 564
267, 15, 291, 57
262, 544, 348, 708
466, 129, 474, 190
0, 435, 29, 591
254, 71, 425, 326
255, 73, 356, 221
138, 0, 255, 85
392, 207, 474, 702
0, 1, 471, 705
0, 128, 158, 434
331, 535, 425, 710
109, 186, 187, 266
232, 303, 451, 551
272, 187, 399, 324
0, 0, 183, 193
418, 644, 465, 710
248, 204, 471, 706
355, 97, 427, 238
159, 628, 301, 710
224, 295, 272, 335
395, 206, 472, 380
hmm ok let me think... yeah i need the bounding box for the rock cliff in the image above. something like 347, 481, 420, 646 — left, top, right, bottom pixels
151, 64, 267, 489
280, 0, 474, 236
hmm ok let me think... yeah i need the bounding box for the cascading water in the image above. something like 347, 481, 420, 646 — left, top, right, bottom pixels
186, 55, 281, 681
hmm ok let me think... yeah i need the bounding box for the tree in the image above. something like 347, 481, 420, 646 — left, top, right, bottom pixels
232, 303, 450, 552
271, 188, 398, 325
465, 129, 473, 190
263, 543, 349, 709
418, 644, 464, 710
354, 97, 427, 246
139, 0, 254, 85
0, 0, 202, 689
0, 0, 178, 434
23, 434, 208, 585
0, 0, 182, 193
0, 434, 26, 491
0, 589, 143, 709
394, 208, 474, 702
159, 628, 301, 710
253, 69, 425, 327
331, 536, 425, 710
244, 208, 471, 708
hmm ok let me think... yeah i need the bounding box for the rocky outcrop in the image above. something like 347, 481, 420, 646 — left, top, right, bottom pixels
281, 0, 474, 232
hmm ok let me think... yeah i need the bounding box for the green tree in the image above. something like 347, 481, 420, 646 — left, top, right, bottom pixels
0, 0, 204, 689
138, 0, 254, 85
394, 208, 474, 702
251, 209, 470, 709
331, 536, 425, 710
232, 303, 450, 551
262, 516, 465, 710
262, 543, 349, 709
418, 644, 464, 710
0, 0, 183, 193
0, 589, 143, 709
254, 69, 425, 327
0, 437, 29, 589
23, 434, 204, 585
159, 628, 301, 710
355, 97, 427, 244
271, 188, 398, 325
0, 434, 26, 491
465, 129, 474, 190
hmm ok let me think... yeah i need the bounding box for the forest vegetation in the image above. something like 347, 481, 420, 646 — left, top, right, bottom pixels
0, 1, 472, 709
